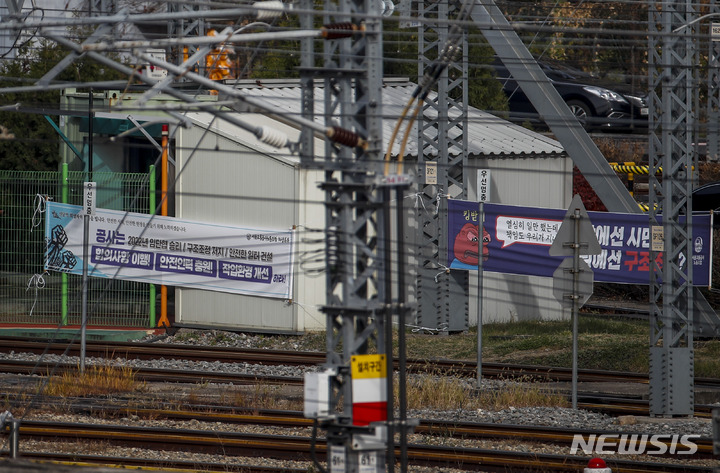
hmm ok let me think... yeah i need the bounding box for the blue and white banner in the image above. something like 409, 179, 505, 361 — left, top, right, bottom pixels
447, 199, 713, 286
45, 202, 294, 299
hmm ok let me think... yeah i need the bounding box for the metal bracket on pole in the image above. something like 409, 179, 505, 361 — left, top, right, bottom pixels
353, 425, 387, 451
550, 195, 601, 410
0, 411, 19, 459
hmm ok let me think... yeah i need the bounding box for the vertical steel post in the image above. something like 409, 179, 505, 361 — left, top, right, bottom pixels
8, 419, 19, 459
148, 164, 156, 328
382, 187, 394, 470
167, 0, 205, 71
396, 185, 409, 473
571, 209, 580, 410
61, 162, 69, 326
159, 124, 170, 328
415, 0, 469, 333
647, 0, 696, 417
299, 0, 388, 469
476, 201, 484, 387
707, 15, 720, 162
80, 90, 94, 374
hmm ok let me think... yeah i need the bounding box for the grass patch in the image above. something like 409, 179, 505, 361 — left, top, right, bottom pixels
43, 363, 141, 397
693, 339, 720, 378
403, 374, 477, 410
517, 340, 649, 372
477, 379, 569, 410
400, 315, 654, 373
400, 373, 568, 410
291, 315, 713, 375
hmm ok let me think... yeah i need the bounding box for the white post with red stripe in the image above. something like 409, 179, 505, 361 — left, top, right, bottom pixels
350, 353, 387, 473
351, 354, 388, 426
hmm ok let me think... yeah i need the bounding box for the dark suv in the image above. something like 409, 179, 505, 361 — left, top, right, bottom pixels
492, 57, 648, 132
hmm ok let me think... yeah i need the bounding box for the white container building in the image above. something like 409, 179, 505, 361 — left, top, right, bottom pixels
59, 79, 572, 333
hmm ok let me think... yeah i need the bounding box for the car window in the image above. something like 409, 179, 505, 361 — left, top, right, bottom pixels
492, 56, 596, 83
539, 60, 597, 81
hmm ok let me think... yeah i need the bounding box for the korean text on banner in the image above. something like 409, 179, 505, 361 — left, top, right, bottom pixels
446, 199, 712, 286
44, 202, 294, 299
351, 354, 387, 426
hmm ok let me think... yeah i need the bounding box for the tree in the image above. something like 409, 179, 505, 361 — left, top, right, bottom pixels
383, 23, 509, 114
501, 0, 648, 90
0, 38, 126, 171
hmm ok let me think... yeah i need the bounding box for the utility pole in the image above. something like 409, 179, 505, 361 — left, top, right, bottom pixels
415, 0, 469, 333
647, 0, 697, 417
706, 8, 720, 162
167, 0, 206, 70
299, 0, 395, 471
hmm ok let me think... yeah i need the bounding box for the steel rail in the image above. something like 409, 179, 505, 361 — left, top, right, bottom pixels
0, 360, 298, 385
0, 360, 715, 418
53, 404, 715, 458
0, 453, 309, 472
11, 420, 711, 473
2, 337, 716, 387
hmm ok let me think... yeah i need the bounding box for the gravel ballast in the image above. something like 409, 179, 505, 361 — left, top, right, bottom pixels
0, 328, 715, 471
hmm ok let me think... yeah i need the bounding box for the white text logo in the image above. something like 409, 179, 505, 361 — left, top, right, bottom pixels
570, 434, 700, 455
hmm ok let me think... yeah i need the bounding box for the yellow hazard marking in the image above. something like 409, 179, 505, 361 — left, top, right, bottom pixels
351, 354, 387, 379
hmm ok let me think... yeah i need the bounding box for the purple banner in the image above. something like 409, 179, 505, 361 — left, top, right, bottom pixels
92, 246, 154, 270
447, 199, 713, 286
155, 253, 217, 277
219, 261, 272, 284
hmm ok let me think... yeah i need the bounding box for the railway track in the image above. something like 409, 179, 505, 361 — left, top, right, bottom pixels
582, 302, 650, 319
0, 333, 714, 472
45, 404, 717, 459
2, 336, 718, 388
8, 418, 713, 473
0, 357, 714, 418
0, 336, 718, 417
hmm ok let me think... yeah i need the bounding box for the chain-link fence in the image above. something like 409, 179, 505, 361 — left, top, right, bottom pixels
0, 167, 153, 327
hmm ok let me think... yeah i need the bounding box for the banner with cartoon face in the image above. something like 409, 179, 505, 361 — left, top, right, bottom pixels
447, 199, 712, 286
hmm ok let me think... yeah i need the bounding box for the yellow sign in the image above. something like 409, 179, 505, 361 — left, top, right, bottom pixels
351, 354, 386, 379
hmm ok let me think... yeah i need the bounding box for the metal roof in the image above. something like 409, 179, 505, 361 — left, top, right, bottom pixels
232, 78, 566, 159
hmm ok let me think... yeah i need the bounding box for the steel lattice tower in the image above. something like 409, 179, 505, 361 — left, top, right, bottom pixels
415, 0, 469, 333
647, 0, 698, 417
167, 0, 205, 68
299, 0, 391, 470
707, 7, 720, 162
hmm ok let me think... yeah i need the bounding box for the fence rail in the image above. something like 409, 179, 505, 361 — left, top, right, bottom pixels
0, 167, 153, 327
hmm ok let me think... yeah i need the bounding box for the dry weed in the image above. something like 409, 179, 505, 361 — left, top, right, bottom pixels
399, 373, 568, 411
43, 363, 141, 397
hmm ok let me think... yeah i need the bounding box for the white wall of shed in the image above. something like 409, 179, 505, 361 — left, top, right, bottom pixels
174, 115, 327, 332
294, 167, 327, 331
467, 155, 573, 325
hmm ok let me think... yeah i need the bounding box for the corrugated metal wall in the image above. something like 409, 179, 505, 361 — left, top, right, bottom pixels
468, 156, 573, 324
175, 118, 305, 332
174, 121, 574, 332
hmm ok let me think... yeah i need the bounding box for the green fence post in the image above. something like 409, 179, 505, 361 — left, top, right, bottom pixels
61, 163, 68, 326
148, 165, 156, 328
